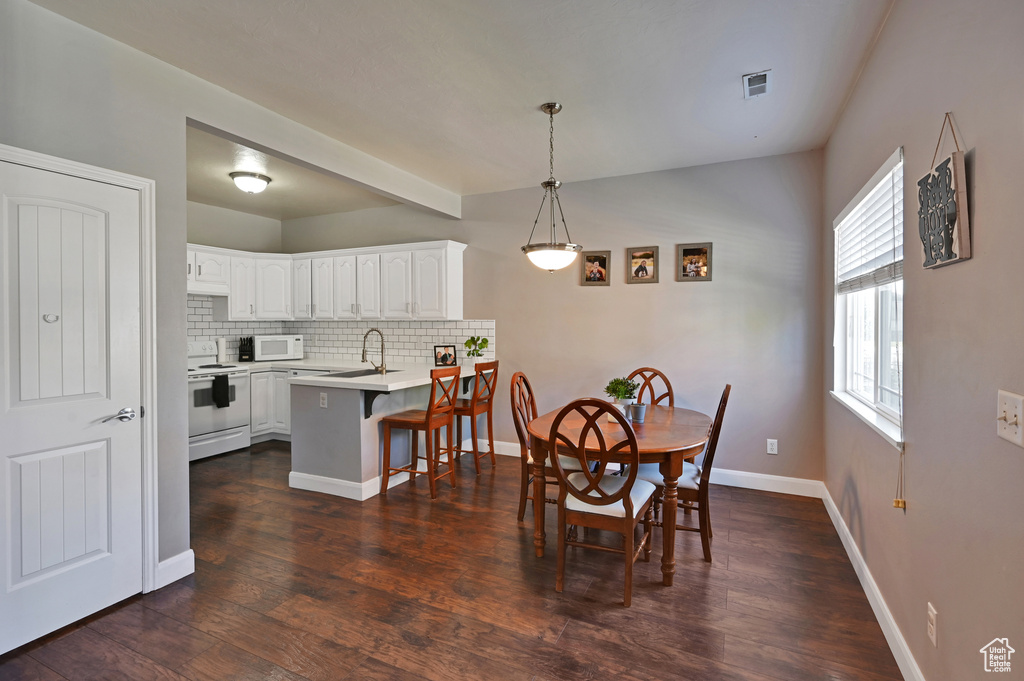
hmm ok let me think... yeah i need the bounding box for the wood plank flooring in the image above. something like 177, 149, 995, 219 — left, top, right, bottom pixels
0, 441, 903, 680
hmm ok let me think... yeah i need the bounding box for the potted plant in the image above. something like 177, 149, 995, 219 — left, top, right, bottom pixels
463, 335, 489, 362
604, 377, 639, 416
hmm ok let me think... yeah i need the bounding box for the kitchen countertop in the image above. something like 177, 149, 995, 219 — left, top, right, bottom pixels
242, 358, 486, 392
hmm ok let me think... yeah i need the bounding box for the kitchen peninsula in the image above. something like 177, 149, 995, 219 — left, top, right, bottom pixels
286, 364, 455, 501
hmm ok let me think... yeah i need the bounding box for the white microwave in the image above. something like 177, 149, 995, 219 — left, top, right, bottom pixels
254, 335, 304, 361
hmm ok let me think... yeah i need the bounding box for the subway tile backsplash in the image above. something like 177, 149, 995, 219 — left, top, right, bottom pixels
187, 295, 495, 365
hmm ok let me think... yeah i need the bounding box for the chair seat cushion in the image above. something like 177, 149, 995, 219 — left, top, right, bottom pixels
635, 462, 700, 490
564, 475, 656, 518
526, 453, 584, 471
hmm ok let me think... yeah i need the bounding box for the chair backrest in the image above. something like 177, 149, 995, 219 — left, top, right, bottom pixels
425, 366, 461, 421
510, 371, 537, 458
628, 367, 674, 407
698, 384, 731, 487
468, 360, 499, 410
548, 399, 640, 511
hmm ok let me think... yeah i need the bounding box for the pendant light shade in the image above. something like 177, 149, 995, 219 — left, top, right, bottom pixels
230, 171, 271, 194
522, 103, 581, 272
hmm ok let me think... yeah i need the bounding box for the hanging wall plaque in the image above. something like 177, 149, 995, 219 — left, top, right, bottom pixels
918, 114, 971, 268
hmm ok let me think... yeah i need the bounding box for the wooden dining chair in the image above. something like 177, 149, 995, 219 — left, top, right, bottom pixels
628, 367, 674, 407
379, 366, 461, 499
510, 371, 584, 522
548, 398, 656, 607
454, 360, 499, 474
635, 384, 731, 562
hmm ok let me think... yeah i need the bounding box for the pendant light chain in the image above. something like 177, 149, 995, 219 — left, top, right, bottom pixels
549, 110, 556, 181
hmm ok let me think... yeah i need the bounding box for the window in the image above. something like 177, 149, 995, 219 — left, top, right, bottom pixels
833, 148, 904, 432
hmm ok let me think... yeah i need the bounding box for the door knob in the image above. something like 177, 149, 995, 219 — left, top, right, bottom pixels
102, 407, 136, 423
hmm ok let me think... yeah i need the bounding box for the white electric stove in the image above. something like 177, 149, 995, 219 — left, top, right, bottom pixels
187, 341, 251, 461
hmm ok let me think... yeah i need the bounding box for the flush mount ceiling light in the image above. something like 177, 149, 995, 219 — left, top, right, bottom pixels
522, 102, 582, 272
229, 171, 271, 194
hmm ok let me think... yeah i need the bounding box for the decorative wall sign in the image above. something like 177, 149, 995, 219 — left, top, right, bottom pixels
676, 243, 712, 282
626, 246, 658, 284
919, 113, 971, 269
580, 251, 610, 286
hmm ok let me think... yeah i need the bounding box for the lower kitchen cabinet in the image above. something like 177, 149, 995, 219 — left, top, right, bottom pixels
251, 370, 291, 436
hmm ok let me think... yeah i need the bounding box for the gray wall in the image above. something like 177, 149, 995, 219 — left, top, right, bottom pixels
187, 201, 282, 252
822, 0, 1024, 676
284, 151, 826, 480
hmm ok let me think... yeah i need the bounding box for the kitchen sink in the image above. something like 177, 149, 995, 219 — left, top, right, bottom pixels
324, 369, 401, 378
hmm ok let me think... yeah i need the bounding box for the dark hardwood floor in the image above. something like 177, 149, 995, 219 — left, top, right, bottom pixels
1, 441, 903, 680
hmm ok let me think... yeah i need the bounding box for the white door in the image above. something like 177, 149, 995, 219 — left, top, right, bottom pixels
413, 248, 447, 319
0, 161, 143, 654
292, 258, 312, 320
380, 251, 412, 319
256, 258, 292, 319
310, 258, 334, 320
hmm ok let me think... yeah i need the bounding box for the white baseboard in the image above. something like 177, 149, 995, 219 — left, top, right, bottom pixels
710, 468, 826, 498
472, 439, 519, 457
821, 488, 924, 681
289, 471, 378, 501
153, 549, 195, 590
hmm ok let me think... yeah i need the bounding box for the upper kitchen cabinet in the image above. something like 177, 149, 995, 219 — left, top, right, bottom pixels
187, 246, 230, 295
379, 243, 465, 320
333, 254, 381, 320
292, 258, 312, 320
381, 251, 413, 319
229, 256, 256, 320
256, 258, 293, 319
311, 257, 335, 320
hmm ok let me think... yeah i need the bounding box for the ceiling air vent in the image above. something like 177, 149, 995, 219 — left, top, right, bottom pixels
742, 70, 772, 99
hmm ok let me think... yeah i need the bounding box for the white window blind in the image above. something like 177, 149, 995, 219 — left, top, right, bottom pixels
835, 148, 904, 294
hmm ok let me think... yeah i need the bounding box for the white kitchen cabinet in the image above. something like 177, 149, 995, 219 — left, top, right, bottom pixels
413, 247, 447, 319
187, 247, 230, 295
311, 257, 335, 320
256, 258, 292, 319
356, 253, 382, 319
380, 251, 413, 319
272, 371, 291, 433
292, 258, 312, 320
250, 370, 274, 435
229, 256, 256, 320
333, 255, 357, 320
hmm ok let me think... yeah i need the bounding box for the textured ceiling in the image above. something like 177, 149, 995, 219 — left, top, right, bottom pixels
186, 124, 398, 220
32, 0, 892, 199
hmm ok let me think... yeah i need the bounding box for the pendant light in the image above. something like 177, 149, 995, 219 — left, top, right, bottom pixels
522, 102, 582, 272
230, 171, 272, 194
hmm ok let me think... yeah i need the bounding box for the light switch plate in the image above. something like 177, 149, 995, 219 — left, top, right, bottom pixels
997, 390, 1024, 446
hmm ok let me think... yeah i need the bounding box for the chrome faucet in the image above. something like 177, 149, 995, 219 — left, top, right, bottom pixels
361, 328, 387, 375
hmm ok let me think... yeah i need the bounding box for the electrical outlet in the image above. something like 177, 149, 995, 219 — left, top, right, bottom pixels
997, 390, 1024, 446
927, 602, 937, 647
319, 392, 328, 409
766, 439, 778, 455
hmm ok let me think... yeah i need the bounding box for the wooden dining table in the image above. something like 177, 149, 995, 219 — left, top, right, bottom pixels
527, 404, 712, 586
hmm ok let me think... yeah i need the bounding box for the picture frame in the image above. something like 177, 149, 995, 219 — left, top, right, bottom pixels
626, 246, 659, 284
676, 242, 712, 282
433, 345, 457, 367
580, 250, 610, 286
919, 150, 971, 269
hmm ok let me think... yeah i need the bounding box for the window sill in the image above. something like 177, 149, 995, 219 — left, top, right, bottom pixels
829, 391, 904, 451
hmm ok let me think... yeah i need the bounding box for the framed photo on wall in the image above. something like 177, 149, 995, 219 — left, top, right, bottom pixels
676, 242, 712, 281
626, 246, 659, 284
580, 250, 610, 286
433, 345, 457, 366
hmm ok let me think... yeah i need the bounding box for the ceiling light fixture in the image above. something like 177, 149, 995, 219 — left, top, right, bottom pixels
230, 171, 271, 194
522, 102, 581, 272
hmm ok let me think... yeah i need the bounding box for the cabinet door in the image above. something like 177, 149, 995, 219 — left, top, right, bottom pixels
357, 253, 381, 319
292, 258, 312, 320
380, 251, 412, 319
272, 371, 291, 433
256, 258, 292, 319
412, 248, 446, 319
194, 250, 231, 287
250, 371, 273, 435
333, 256, 357, 320
186, 250, 196, 284
311, 257, 334, 320
229, 257, 256, 320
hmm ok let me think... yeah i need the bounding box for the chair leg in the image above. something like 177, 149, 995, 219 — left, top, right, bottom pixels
517, 456, 530, 521
698, 499, 712, 562
446, 422, 457, 489
555, 507, 567, 594
470, 413, 481, 474
485, 408, 497, 468
643, 504, 653, 562
455, 413, 463, 459
623, 524, 634, 607
380, 423, 392, 495
424, 428, 438, 499
410, 430, 419, 480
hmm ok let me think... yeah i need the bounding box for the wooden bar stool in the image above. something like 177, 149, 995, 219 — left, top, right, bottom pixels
454, 360, 499, 474
380, 366, 461, 499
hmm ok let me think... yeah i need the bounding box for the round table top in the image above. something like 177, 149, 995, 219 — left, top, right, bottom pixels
528, 403, 712, 458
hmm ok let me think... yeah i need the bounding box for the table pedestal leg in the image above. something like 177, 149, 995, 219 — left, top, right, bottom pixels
661, 477, 678, 586
530, 434, 546, 557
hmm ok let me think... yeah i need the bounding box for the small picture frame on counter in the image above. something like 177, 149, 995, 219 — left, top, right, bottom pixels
434, 345, 457, 367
